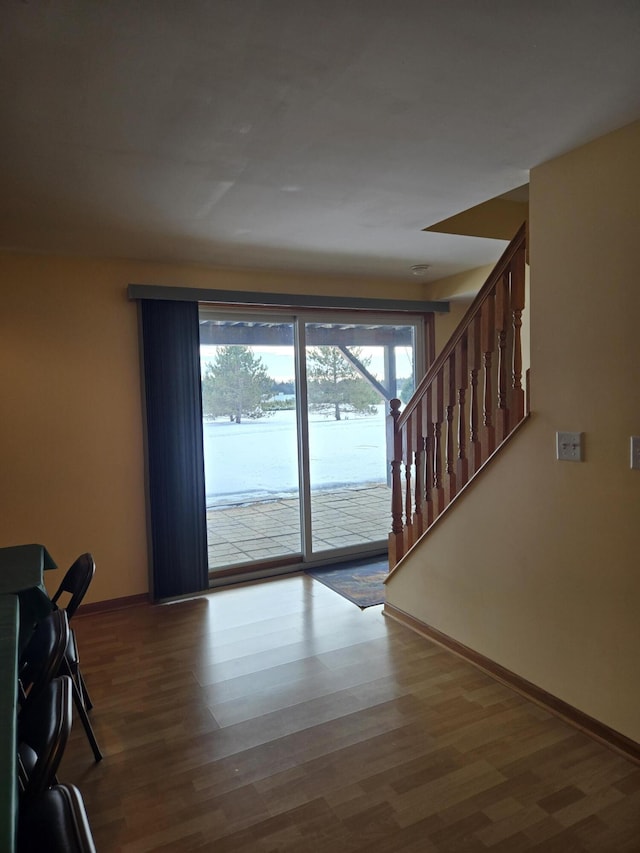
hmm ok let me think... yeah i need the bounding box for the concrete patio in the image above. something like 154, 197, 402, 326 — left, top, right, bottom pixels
206, 483, 391, 570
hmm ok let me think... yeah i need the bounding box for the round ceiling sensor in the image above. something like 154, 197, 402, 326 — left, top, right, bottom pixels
410, 264, 431, 276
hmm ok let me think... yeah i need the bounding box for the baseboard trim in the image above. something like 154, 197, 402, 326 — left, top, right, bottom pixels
76, 593, 150, 616
383, 603, 640, 766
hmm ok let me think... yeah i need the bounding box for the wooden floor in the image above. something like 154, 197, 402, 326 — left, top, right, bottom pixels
60, 575, 640, 852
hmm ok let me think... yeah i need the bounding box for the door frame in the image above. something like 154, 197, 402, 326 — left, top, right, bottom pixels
199, 306, 427, 584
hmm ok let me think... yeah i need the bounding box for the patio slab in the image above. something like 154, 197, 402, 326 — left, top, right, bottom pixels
206, 483, 391, 570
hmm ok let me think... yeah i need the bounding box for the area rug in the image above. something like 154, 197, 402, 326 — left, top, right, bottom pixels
305, 556, 388, 608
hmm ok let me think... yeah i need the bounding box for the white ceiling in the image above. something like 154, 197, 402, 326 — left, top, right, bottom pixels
1, 1, 639, 282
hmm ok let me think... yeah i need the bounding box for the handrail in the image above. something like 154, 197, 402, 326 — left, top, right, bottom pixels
388, 223, 528, 567
398, 222, 527, 429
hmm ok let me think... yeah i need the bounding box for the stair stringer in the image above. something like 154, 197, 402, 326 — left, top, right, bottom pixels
386, 413, 530, 581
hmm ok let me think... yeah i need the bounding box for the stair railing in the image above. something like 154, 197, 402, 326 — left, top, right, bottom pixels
388, 223, 528, 567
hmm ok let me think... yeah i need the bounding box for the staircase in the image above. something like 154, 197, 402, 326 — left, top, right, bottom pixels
388, 223, 528, 567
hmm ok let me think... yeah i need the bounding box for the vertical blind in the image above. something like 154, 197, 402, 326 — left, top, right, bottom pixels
140, 300, 208, 599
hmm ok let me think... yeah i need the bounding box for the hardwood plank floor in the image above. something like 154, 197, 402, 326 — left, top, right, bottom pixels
60, 574, 640, 852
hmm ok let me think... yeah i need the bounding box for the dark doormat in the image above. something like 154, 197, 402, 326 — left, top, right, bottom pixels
305, 555, 388, 608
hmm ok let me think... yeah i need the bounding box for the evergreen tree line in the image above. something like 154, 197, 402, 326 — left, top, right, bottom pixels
202, 345, 413, 423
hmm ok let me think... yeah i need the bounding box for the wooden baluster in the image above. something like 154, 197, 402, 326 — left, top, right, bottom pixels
403, 422, 413, 550
495, 272, 510, 442
423, 388, 434, 527
412, 401, 425, 540
481, 293, 496, 457
416, 436, 426, 537
456, 333, 469, 490
511, 245, 526, 424
445, 351, 457, 504
469, 312, 482, 474
433, 370, 445, 516
387, 398, 404, 567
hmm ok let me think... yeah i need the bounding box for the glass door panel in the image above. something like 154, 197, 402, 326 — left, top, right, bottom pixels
304, 322, 416, 555
199, 315, 300, 571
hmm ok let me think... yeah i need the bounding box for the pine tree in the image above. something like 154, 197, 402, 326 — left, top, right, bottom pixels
202, 346, 272, 423
306, 346, 380, 420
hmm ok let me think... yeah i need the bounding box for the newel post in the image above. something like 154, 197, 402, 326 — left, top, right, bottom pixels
387, 398, 404, 567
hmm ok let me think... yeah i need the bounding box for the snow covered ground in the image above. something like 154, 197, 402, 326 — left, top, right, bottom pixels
203, 406, 388, 506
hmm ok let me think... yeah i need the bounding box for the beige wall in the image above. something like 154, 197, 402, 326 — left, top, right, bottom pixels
429, 296, 470, 357
387, 119, 640, 741
0, 254, 427, 604
424, 264, 494, 302
425, 266, 490, 356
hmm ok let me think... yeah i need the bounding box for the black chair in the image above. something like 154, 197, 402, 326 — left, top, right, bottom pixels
51, 553, 95, 709
18, 610, 69, 719
50, 553, 95, 622
18, 783, 97, 853
51, 554, 102, 762
18, 676, 73, 801
59, 654, 102, 762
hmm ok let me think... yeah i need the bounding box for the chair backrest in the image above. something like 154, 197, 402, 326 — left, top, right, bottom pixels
51, 553, 95, 620
18, 675, 73, 800
18, 782, 97, 853
18, 610, 69, 716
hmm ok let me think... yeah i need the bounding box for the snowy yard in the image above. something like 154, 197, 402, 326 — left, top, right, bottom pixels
203, 406, 388, 506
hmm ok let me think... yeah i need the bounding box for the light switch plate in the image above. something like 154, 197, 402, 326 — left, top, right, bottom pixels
631, 436, 640, 470
556, 431, 583, 462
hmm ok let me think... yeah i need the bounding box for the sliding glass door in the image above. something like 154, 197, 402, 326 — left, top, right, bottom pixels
199, 310, 421, 577
304, 322, 416, 555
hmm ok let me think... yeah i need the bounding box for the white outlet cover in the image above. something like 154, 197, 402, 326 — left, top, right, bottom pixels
556, 431, 583, 462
